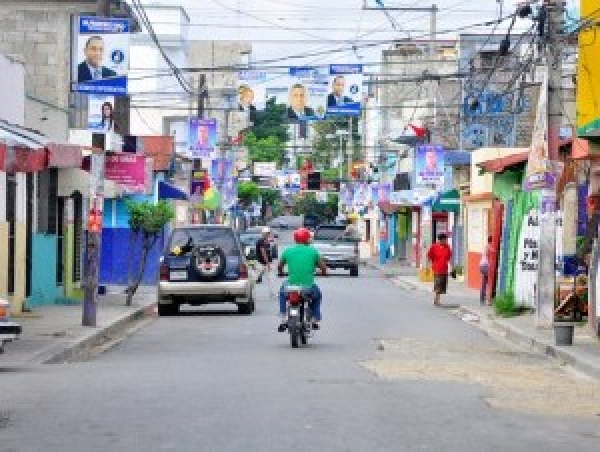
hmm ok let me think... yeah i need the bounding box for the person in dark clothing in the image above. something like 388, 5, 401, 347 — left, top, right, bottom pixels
255, 227, 272, 283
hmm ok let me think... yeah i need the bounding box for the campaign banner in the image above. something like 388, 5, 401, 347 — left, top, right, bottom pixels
327, 64, 363, 117
287, 67, 328, 121
211, 158, 234, 184
189, 118, 218, 159
87, 95, 116, 131
415, 144, 445, 187
237, 71, 267, 112
73, 16, 129, 96
104, 152, 146, 193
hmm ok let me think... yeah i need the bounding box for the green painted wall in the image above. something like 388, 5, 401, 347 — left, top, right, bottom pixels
493, 170, 523, 203
27, 234, 62, 307
504, 190, 539, 297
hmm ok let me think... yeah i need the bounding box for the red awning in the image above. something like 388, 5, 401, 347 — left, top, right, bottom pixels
477, 152, 529, 174
47, 143, 85, 168
0, 143, 47, 172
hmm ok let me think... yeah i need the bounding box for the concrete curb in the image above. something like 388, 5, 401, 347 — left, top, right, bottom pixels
457, 306, 600, 380
42, 302, 156, 364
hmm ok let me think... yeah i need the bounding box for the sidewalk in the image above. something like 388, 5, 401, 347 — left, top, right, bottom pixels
2, 288, 156, 366
368, 259, 600, 379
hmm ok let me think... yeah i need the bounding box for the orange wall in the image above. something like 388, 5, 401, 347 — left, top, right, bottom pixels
467, 251, 482, 290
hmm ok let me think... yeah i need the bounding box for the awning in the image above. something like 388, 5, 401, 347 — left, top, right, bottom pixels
433, 189, 461, 213
477, 152, 529, 174
58, 168, 125, 199
158, 181, 188, 201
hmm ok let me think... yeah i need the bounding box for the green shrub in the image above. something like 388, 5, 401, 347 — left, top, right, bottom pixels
493, 292, 518, 318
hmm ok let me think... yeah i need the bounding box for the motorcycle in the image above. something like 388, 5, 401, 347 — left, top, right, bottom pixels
283, 285, 313, 348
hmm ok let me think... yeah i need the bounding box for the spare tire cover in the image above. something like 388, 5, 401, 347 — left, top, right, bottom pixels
191, 244, 227, 280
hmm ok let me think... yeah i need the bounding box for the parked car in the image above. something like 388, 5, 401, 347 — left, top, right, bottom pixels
157, 225, 256, 316
0, 299, 21, 354
244, 227, 279, 259
269, 217, 289, 229
312, 224, 360, 277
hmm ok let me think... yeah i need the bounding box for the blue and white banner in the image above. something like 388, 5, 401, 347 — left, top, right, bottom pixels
326, 64, 363, 117
87, 94, 116, 131
73, 16, 130, 96
287, 67, 328, 121
237, 71, 267, 111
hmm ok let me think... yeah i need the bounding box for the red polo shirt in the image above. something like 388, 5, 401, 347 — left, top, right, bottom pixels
427, 243, 452, 275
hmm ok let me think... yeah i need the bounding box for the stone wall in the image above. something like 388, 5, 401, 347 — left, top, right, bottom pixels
0, 3, 96, 110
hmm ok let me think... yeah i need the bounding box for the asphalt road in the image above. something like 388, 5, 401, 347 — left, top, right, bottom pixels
2, 264, 600, 451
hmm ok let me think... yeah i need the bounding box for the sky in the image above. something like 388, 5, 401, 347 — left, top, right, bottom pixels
137, 0, 555, 68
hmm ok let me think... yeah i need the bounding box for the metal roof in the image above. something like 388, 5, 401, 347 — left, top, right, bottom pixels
0, 120, 48, 149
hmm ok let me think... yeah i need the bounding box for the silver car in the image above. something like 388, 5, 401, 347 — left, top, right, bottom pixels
157, 225, 256, 316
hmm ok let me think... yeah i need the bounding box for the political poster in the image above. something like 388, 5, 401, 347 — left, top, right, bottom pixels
188, 118, 218, 159
415, 144, 445, 188
287, 67, 328, 121
237, 71, 267, 112
87, 95, 116, 131
326, 64, 363, 117
73, 16, 129, 95
210, 158, 234, 185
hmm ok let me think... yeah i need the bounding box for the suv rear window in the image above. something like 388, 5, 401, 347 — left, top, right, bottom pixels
169, 227, 240, 256
314, 226, 347, 241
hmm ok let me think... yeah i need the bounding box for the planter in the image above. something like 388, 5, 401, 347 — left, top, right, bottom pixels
553, 322, 575, 346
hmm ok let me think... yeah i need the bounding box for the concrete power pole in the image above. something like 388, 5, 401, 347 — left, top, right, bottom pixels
82, 0, 112, 326
537, 0, 565, 326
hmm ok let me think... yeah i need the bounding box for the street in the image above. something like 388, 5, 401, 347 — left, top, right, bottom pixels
2, 265, 600, 452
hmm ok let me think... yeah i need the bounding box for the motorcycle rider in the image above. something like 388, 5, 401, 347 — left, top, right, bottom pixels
277, 227, 327, 332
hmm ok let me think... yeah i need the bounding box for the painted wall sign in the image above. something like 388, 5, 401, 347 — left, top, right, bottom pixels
514, 210, 563, 307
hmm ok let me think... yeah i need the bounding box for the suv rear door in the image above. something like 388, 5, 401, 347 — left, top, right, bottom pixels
165, 227, 244, 282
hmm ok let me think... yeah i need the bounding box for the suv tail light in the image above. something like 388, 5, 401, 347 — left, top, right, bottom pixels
287, 291, 301, 304
239, 263, 248, 279
159, 263, 169, 281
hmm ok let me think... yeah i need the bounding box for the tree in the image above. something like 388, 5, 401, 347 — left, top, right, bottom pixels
237, 181, 261, 206
248, 97, 289, 142
292, 192, 338, 222
125, 200, 174, 306
244, 132, 285, 166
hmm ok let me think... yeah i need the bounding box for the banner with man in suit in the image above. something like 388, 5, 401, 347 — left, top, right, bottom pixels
287, 67, 328, 121
73, 16, 130, 96
326, 64, 363, 117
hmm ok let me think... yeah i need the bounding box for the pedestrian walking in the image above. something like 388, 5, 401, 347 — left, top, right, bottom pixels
479, 236, 493, 305
427, 233, 452, 307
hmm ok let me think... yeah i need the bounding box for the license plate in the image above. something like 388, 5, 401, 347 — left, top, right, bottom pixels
289, 308, 299, 316
170, 271, 187, 280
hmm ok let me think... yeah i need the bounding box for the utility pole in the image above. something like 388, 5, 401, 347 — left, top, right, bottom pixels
537, 0, 565, 326
83, 0, 111, 327
347, 117, 353, 181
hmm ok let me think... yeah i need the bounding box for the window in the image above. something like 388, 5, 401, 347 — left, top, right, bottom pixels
169, 227, 240, 256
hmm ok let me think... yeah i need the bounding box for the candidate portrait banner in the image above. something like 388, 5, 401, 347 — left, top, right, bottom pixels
87, 94, 116, 131
327, 64, 363, 117
237, 71, 267, 112
287, 67, 328, 121
189, 118, 218, 159
415, 144, 445, 187
73, 16, 129, 96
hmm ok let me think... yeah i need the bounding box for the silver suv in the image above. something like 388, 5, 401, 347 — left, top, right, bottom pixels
157, 225, 255, 316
